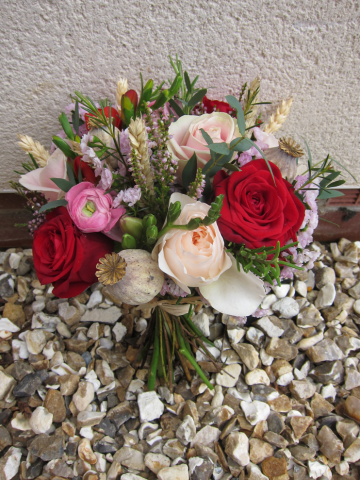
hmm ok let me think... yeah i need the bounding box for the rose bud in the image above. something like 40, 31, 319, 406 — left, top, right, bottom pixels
146, 225, 158, 245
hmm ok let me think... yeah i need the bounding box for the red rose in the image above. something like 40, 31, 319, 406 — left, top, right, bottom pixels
85, 106, 122, 131
213, 159, 305, 249
74, 156, 97, 184
202, 96, 234, 114
33, 207, 113, 298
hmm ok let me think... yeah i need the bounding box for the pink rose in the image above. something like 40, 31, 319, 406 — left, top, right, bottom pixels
19, 148, 67, 202
65, 182, 126, 238
168, 112, 239, 181
152, 193, 265, 316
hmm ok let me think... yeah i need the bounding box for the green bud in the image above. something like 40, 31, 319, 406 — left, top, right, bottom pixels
167, 201, 182, 223
142, 214, 157, 228
146, 225, 158, 245
121, 234, 137, 250
120, 216, 143, 239
187, 218, 202, 230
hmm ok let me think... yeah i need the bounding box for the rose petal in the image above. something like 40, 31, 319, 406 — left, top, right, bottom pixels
199, 254, 265, 316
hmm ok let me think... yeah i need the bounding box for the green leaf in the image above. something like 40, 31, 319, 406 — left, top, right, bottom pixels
50, 178, 75, 193
168, 99, 184, 117
203, 151, 234, 177
247, 139, 276, 186
182, 153, 198, 190
66, 163, 76, 185
28, 153, 39, 169
73, 101, 80, 136
168, 75, 183, 97
317, 189, 345, 200
329, 156, 358, 183
188, 88, 207, 108
208, 143, 230, 155
326, 180, 346, 189
53, 136, 77, 159
59, 113, 74, 140
152, 90, 170, 110
142, 79, 154, 102
230, 138, 253, 152
226, 95, 245, 136
184, 71, 192, 93
39, 199, 68, 213
200, 128, 213, 145
191, 75, 199, 88
223, 162, 240, 172
121, 95, 135, 126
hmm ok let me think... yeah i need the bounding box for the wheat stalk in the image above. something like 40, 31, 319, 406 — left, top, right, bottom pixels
17, 134, 49, 167
116, 77, 128, 114
128, 117, 154, 193
263, 98, 293, 134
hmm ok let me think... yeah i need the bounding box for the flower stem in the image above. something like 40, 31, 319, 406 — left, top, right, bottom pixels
148, 308, 160, 390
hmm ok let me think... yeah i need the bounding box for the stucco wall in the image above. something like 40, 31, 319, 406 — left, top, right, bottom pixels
1, 0, 359, 190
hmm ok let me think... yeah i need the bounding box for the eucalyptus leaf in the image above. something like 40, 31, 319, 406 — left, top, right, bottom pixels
225, 95, 245, 135
317, 189, 345, 200
203, 151, 234, 177
59, 113, 74, 141
327, 180, 346, 189
223, 162, 240, 172
66, 163, 76, 185
200, 128, 213, 145
182, 153, 198, 190
169, 98, 184, 117
73, 101, 80, 136
230, 138, 253, 152
188, 88, 207, 108
50, 178, 75, 193
208, 143, 230, 155
39, 199, 68, 214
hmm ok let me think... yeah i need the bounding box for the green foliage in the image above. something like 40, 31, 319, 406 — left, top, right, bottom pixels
58, 113, 74, 140
226, 95, 246, 135
49, 178, 74, 193
182, 153, 198, 191
230, 241, 303, 287
39, 199, 68, 214
52, 136, 77, 160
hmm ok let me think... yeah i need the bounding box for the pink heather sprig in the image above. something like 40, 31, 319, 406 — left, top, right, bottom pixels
188, 168, 206, 199
113, 186, 141, 208
144, 104, 178, 184
160, 275, 188, 298
127, 148, 147, 190
24, 192, 47, 236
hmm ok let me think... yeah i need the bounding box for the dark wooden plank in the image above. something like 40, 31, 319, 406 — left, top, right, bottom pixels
0, 194, 32, 247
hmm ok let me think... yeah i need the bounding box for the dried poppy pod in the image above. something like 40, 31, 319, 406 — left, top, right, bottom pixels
265, 137, 304, 184
104, 250, 164, 305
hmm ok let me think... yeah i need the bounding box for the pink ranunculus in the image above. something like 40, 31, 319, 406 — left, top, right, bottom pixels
167, 112, 240, 182
65, 182, 126, 238
19, 148, 67, 202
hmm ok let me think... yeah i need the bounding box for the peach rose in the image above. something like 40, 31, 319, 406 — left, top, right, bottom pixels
19, 148, 67, 202
152, 193, 265, 316
168, 112, 240, 181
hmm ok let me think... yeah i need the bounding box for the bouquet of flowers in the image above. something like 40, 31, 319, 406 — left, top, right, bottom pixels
12, 55, 351, 389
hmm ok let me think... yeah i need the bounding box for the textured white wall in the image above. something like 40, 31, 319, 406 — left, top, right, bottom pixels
1, 0, 359, 190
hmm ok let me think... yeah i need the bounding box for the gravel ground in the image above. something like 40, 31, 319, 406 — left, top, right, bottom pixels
1, 239, 360, 480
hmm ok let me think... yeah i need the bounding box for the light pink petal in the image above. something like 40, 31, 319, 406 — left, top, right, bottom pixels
200, 254, 265, 316
168, 115, 196, 144
103, 206, 126, 233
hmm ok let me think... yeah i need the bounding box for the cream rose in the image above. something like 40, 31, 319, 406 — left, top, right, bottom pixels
168, 112, 240, 181
152, 193, 265, 316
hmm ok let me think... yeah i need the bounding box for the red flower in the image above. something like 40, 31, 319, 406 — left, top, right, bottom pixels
85, 106, 122, 131
74, 157, 97, 184
202, 96, 234, 114
213, 159, 305, 249
33, 207, 113, 298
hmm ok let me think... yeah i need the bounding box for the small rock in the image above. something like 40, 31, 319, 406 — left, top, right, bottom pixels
29, 433, 64, 461
78, 438, 97, 464
192, 312, 210, 337
191, 426, 221, 447
77, 411, 106, 428
157, 464, 189, 480
267, 412, 285, 434
241, 400, 270, 425
290, 416, 313, 438
225, 432, 250, 466
144, 453, 171, 474
137, 391, 164, 422
73, 381, 94, 411
44, 389, 66, 423
315, 267, 336, 289
81, 306, 122, 324
344, 395, 360, 422
232, 343, 259, 370
29, 406, 53, 434
245, 369, 270, 386
0, 446, 22, 480
315, 283, 336, 309
308, 460, 332, 480
215, 364, 241, 387
344, 437, 360, 463
162, 439, 186, 459
25, 330, 47, 354
266, 337, 298, 361
112, 322, 127, 342
176, 415, 196, 445
0, 426, 12, 452
289, 380, 316, 400
262, 456, 288, 480
0, 370, 16, 400
271, 297, 300, 318
87, 290, 103, 309
256, 316, 284, 338
306, 339, 344, 363
311, 393, 335, 419
297, 304, 323, 327
249, 438, 274, 464
317, 425, 344, 464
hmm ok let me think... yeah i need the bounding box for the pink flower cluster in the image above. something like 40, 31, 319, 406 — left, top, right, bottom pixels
113, 186, 142, 208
